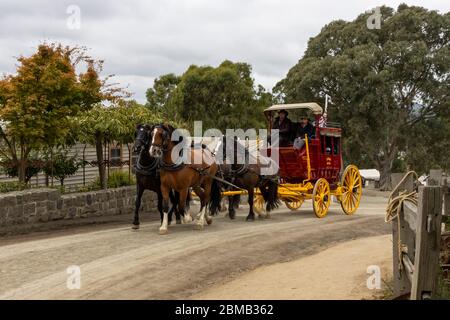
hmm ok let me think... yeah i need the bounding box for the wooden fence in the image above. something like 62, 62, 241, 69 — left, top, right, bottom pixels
390, 170, 448, 299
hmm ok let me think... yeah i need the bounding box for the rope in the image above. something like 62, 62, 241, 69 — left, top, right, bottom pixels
385, 171, 419, 275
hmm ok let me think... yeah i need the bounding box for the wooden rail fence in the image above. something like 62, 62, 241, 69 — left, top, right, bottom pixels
391, 170, 447, 299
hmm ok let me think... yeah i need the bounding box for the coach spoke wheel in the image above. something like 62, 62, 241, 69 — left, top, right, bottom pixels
312, 178, 331, 218
284, 198, 304, 211
340, 165, 362, 215
253, 194, 265, 215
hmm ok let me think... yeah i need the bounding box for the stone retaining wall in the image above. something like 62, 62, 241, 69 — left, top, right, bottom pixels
0, 186, 157, 228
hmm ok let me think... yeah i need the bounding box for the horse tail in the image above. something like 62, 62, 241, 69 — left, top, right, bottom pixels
263, 178, 280, 212
208, 178, 222, 216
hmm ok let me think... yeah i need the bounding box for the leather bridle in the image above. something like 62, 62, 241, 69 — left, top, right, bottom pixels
150, 125, 170, 152
134, 125, 151, 151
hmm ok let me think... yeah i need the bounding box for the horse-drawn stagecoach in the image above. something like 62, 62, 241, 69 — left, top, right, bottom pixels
133, 101, 362, 234
222, 102, 363, 219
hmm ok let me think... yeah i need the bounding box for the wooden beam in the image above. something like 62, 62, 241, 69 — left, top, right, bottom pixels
392, 173, 415, 298
403, 201, 417, 232
402, 255, 414, 283
411, 186, 443, 300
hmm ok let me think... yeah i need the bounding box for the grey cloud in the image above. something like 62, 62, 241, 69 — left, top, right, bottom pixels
0, 0, 449, 103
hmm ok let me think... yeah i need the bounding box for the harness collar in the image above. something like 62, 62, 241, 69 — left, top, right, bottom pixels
160, 159, 185, 171
134, 149, 159, 175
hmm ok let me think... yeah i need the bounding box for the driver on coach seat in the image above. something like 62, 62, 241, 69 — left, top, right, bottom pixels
293, 116, 315, 150
272, 109, 293, 147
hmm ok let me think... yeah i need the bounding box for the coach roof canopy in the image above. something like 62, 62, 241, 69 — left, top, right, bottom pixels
264, 102, 323, 115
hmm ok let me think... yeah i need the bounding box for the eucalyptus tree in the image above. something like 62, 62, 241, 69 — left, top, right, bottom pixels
146, 61, 271, 132
275, 5, 449, 188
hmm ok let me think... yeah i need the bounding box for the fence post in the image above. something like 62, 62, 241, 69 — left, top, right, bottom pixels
410, 186, 443, 299
428, 169, 443, 186
392, 173, 414, 298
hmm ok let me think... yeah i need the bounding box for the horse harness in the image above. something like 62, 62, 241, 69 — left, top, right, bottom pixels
142, 125, 247, 191
134, 149, 159, 176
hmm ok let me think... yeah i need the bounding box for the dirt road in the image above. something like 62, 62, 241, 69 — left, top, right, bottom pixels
0, 195, 390, 299
194, 234, 392, 300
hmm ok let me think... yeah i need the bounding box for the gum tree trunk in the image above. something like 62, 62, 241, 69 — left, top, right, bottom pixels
95, 132, 107, 189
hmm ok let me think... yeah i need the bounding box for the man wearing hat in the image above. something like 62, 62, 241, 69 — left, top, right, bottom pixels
293, 115, 315, 149
272, 109, 293, 147
297, 116, 315, 139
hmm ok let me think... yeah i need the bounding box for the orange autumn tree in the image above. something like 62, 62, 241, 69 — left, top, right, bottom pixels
0, 43, 122, 183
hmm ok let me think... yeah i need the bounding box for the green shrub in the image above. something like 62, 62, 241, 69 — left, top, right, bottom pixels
0, 181, 28, 193
107, 170, 135, 188
43, 148, 85, 186
1, 159, 42, 183
50, 185, 66, 194
91, 170, 135, 189
437, 267, 450, 299
76, 185, 95, 193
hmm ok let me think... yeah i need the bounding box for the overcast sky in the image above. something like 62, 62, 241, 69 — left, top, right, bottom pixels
0, 0, 448, 103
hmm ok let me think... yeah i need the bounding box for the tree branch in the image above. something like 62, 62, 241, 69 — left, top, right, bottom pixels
0, 126, 16, 159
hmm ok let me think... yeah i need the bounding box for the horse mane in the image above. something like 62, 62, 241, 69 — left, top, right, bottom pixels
166, 123, 185, 145
164, 123, 176, 134
153, 123, 182, 146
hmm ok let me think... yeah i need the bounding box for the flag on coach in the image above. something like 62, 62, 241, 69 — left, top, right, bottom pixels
319, 94, 332, 127
318, 113, 327, 127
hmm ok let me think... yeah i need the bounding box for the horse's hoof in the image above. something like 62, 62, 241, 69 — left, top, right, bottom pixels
132, 224, 140, 230
258, 212, 267, 219
194, 220, 205, 230
246, 216, 255, 222
176, 219, 182, 225
183, 215, 193, 224
159, 228, 168, 235
265, 213, 272, 219
206, 217, 213, 225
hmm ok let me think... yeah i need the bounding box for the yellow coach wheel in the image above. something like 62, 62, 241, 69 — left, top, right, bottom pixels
253, 194, 265, 214
284, 198, 304, 211
340, 165, 362, 215
312, 178, 331, 218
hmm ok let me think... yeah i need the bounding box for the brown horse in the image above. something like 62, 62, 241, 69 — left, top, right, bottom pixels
210, 135, 280, 221
149, 124, 220, 234
132, 124, 189, 229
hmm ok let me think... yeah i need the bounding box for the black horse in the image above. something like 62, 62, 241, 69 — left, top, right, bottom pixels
210, 135, 279, 221
132, 124, 188, 229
